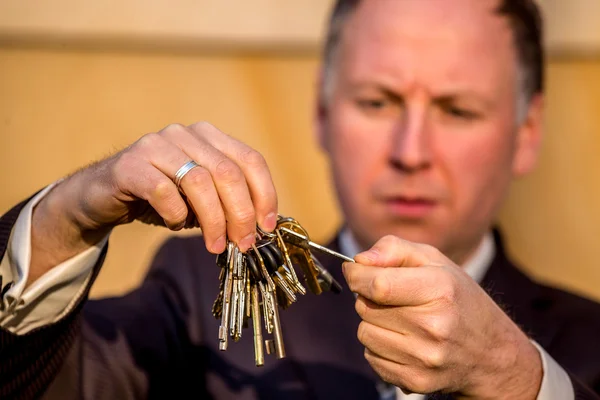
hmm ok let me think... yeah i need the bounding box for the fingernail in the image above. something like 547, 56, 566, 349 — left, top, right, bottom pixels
239, 233, 256, 252
173, 222, 185, 231
262, 212, 277, 232
212, 235, 226, 253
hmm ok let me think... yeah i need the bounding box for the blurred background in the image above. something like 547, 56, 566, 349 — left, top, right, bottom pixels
0, 0, 599, 301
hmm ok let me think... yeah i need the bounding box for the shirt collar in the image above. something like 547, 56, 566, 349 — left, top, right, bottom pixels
338, 229, 496, 284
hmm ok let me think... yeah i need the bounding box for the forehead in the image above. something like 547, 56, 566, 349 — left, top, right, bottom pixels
337, 0, 518, 94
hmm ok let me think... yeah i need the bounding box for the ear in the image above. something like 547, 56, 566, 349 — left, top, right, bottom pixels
314, 66, 331, 153
512, 94, 544, 177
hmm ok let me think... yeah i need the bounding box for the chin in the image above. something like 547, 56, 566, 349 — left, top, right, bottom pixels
374, 222, 445, 248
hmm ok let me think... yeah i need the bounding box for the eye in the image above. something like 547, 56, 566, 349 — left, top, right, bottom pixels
443, 105, 478, 120
357, 98, 389, 109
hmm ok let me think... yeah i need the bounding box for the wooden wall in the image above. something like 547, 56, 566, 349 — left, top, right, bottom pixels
1, 1, 599, 301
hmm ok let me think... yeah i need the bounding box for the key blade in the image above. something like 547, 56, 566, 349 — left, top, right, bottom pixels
279, 227, 355, 263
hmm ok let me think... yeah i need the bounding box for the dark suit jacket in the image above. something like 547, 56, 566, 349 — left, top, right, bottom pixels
1, 198, 600, 399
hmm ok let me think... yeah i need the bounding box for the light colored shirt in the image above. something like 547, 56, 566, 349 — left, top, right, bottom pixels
0, 186, 574, 399
0, 183, 106, 333
338, 229, 574, 400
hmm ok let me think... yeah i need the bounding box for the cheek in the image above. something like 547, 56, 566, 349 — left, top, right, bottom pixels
327, 104, 391, 191
438, 124, 515, 214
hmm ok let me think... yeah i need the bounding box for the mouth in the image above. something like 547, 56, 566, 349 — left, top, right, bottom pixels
383, 196, 438, 219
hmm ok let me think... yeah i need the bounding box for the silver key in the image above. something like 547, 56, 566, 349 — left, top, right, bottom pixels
218, 241, 235, 351
279, 227, 355, 263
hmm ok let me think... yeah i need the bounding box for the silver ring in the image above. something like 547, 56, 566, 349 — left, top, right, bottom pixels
174, 160, 199, 191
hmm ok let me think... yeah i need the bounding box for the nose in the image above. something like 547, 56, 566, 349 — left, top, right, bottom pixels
389, 105, 432, 173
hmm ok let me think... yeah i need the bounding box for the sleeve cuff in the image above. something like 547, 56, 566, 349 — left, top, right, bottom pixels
532, 340, 575, 400
0, 182, 109, 334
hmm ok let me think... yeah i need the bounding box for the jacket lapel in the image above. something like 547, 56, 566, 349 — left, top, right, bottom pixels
480, 229, 559, 350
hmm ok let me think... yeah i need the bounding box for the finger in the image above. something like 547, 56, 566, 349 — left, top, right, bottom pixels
355, 294, 457, 345
188, 121, 278, 232
357, 321, 416, 365
178, 169, 227, 253
115, 155, 188, 230
134, 132, 227, 253
354, 295, 408, 332
343, 263, 438, 306
354, 235, 447, 268
364, 348, 442, 395
159, 124, 257, 251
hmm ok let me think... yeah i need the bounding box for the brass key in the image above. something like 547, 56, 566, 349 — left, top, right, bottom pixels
212, 213, 352, 365
250, 284, 264, 366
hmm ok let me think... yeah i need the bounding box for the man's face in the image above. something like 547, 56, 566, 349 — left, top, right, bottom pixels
317, 0, 542, 263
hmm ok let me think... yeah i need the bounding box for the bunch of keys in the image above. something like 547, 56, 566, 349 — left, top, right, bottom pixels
211, 214, 354, 366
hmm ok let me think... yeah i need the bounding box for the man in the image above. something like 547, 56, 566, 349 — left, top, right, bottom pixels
1, 0, 599, 399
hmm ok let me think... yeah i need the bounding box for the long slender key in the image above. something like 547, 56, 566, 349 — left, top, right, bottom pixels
211, 267, 225, 319
234, 250, 246, 341
229, 246, 240, 339
258, 242, 297, 307
272, 270, 296, 305
275, 229, 305, 293
279, 227, 355, 263
269, 288, 286, 359
252, 244, 277, 333
219, 241, 235, 351
250, 283, 264, 366
252, 242, 286, 358
244, 268, 251, 329
257, 281, 273, 334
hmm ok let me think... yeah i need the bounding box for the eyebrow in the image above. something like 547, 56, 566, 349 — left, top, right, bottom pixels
433, 94, 495, 111
348, 82, 496, 110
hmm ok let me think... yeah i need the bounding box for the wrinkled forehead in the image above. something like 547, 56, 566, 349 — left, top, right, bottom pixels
336, 0, 519, 95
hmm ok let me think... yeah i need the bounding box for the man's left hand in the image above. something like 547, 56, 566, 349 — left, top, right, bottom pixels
343, 235, 542, 399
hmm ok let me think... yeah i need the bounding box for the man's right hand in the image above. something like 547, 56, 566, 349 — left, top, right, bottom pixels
28, 122, 278, 285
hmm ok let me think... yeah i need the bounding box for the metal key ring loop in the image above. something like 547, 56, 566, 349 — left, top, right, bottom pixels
174, 160, 199, 191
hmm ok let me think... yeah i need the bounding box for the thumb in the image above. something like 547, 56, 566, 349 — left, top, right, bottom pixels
354, 235, 443, 268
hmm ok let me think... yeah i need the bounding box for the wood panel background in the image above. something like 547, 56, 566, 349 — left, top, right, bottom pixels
1, 1, 599, 302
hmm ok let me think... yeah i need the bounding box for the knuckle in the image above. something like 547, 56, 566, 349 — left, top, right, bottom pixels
232, 207, 256, 227
357, 322, 370, 346
151, 179, 176, 202
354, 298, 368, 318
422, 346, 446, 369
190, 121, 217, 136
423, 315, 453, 342
184, 167, 211, 188
136, 132, 162, 149
203, 213, 226, 231
425, 245, 443, 261
161, 123, 186, 135
191, 120, 213, 130
147, 179, 188, 223
239, 148, 266, 168
214, 158, 243, 183
381, 234, 399, 245
406, 372, 432, 394
370, 273, 391, 303
436, 269, 458, 304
